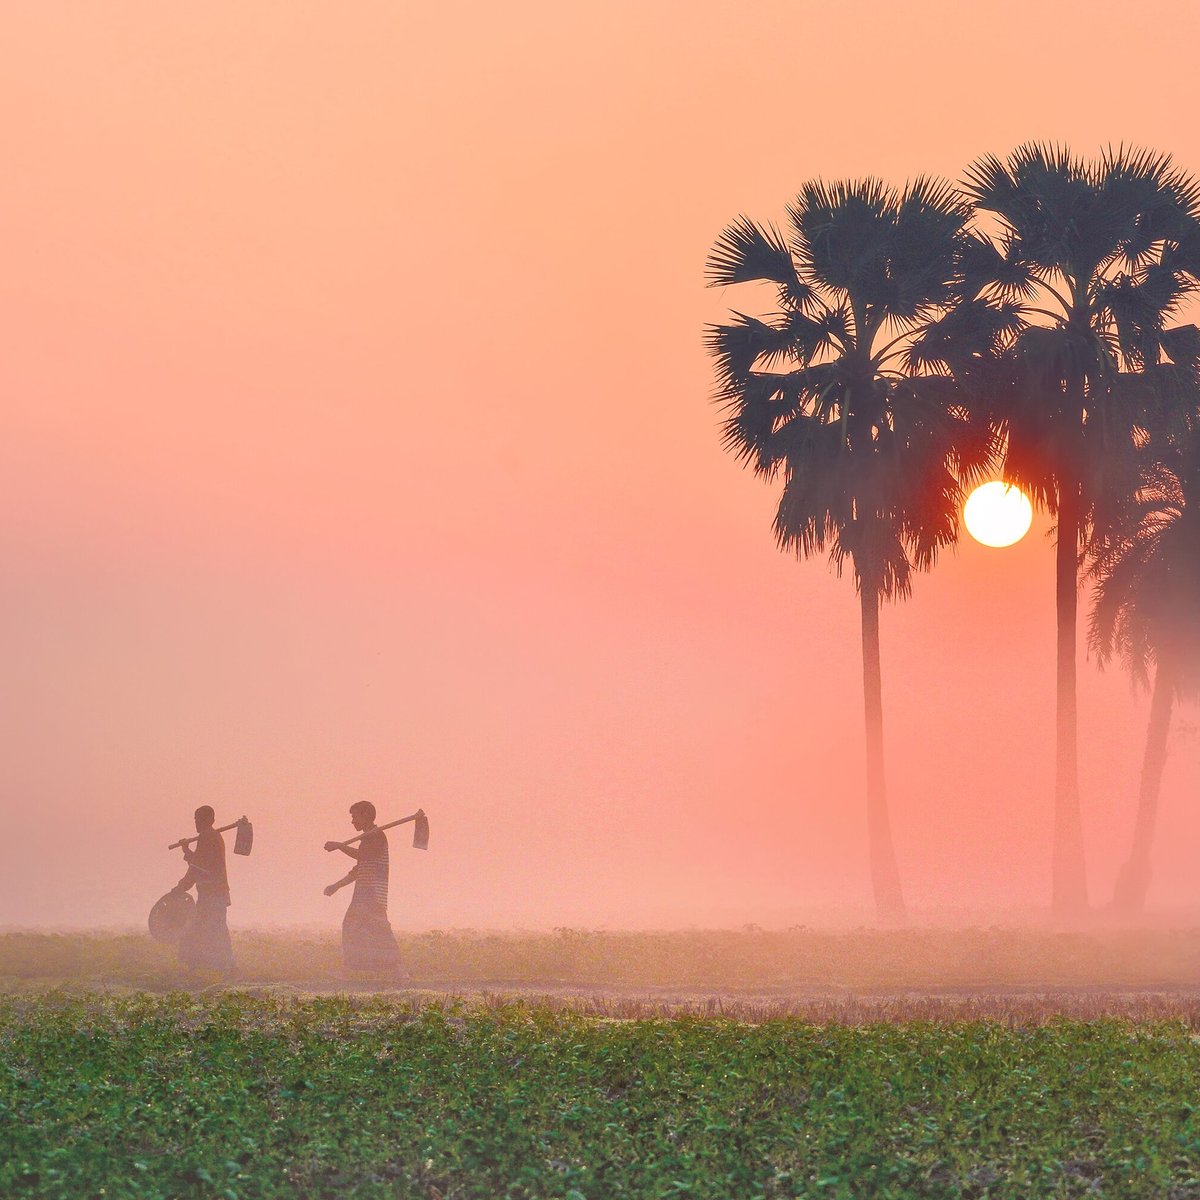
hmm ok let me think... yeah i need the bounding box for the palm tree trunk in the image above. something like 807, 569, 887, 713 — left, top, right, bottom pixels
860, 587, 906, 922
1111, 666, 1174, 916
1052, 469, 1089, 917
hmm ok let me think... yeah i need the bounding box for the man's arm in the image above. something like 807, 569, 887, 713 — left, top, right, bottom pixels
174, 861, 201, 893
324, 841, 361, 860
176, 833, 216, 891
172, 835, 217, 892
324, 864, 358, 896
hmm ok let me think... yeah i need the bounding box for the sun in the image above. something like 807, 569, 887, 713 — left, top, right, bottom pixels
963, 481, 1033, 548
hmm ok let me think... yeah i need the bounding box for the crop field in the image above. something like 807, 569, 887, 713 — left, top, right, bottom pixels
5, 930, 1200, 1198
6, 992, 1200, 1199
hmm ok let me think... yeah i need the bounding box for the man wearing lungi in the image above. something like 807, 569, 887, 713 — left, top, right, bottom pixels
324, 801, 403, 972
173, 805, 234, 972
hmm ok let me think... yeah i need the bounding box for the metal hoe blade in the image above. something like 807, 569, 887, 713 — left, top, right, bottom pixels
233, 817, 254, 856
413, 809, 429, 850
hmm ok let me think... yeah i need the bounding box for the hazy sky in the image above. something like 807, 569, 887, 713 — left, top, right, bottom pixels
3, 1, 1199, 929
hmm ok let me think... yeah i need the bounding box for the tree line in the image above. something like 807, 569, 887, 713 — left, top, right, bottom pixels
706, 144, 1200, 921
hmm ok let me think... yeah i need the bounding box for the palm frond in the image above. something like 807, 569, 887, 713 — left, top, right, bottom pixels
705, 313, 796, 394
1162, 323, 1200, 370
1084, 416, 1200, 694
789, 178, 897, 299
964, 143, 1091, 273
906, 297, 1023, 374
956, 233, 1039, 304
718, 366, 843, 473
706, 216, 814, 310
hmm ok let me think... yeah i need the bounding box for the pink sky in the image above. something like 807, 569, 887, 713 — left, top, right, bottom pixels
2, 1, 1198, 928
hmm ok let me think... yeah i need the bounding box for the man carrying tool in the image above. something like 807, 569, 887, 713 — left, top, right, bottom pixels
324, 801, 404, 974
173, 805, 234, 972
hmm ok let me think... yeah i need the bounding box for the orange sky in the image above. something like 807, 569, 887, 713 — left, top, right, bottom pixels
2, 1, 1199, 928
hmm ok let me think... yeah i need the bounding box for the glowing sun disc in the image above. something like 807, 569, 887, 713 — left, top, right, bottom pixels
964, 481, 1033, 548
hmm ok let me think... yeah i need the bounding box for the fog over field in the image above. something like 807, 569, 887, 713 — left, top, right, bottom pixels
3, 2, 1199, 935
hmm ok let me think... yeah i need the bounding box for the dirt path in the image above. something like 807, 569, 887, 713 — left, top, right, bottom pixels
10, 972, 1200, 1021
204, 978, 1200, 1022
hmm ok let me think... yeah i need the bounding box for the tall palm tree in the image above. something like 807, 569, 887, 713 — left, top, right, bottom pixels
706, 178, 994, 921
958, 144, 1200, 916
1086, 416, 1200, 914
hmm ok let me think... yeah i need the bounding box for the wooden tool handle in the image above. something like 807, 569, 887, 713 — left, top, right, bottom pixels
326, 809, 423, 850
168, 817, 247, 851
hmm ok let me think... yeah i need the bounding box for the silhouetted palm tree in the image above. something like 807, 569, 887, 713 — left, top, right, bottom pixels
706, 178, 994, 921
1086, 416, 1200, 914
958, 144, 1200, 916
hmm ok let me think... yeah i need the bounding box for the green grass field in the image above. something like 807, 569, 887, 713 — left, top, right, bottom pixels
5, 992, 1200, 1199
5, 930, 1200, 1197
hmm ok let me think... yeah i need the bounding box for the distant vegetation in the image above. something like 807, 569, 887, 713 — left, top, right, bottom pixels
6, 927, 1200, 999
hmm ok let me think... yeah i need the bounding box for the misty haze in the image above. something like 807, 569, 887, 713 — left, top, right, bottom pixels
5, 3, 1200, 1197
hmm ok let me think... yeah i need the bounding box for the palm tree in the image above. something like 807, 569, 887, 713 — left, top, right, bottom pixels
957, 144, 1200, 916
1086, 416, 1200, 915
706, 178, 994, 922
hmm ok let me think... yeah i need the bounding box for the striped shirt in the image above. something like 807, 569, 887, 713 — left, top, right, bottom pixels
351, 828, 389, 909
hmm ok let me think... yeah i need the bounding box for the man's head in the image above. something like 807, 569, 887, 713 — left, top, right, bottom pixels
349, 801, 376, 832
194, 805, 215, 832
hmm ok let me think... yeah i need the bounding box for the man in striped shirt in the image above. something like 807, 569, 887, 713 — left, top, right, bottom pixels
324, 801, 403, 973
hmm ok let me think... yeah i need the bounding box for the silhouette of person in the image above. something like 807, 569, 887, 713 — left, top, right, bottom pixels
324, 801, 403, 973
173, 805, 234, 972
